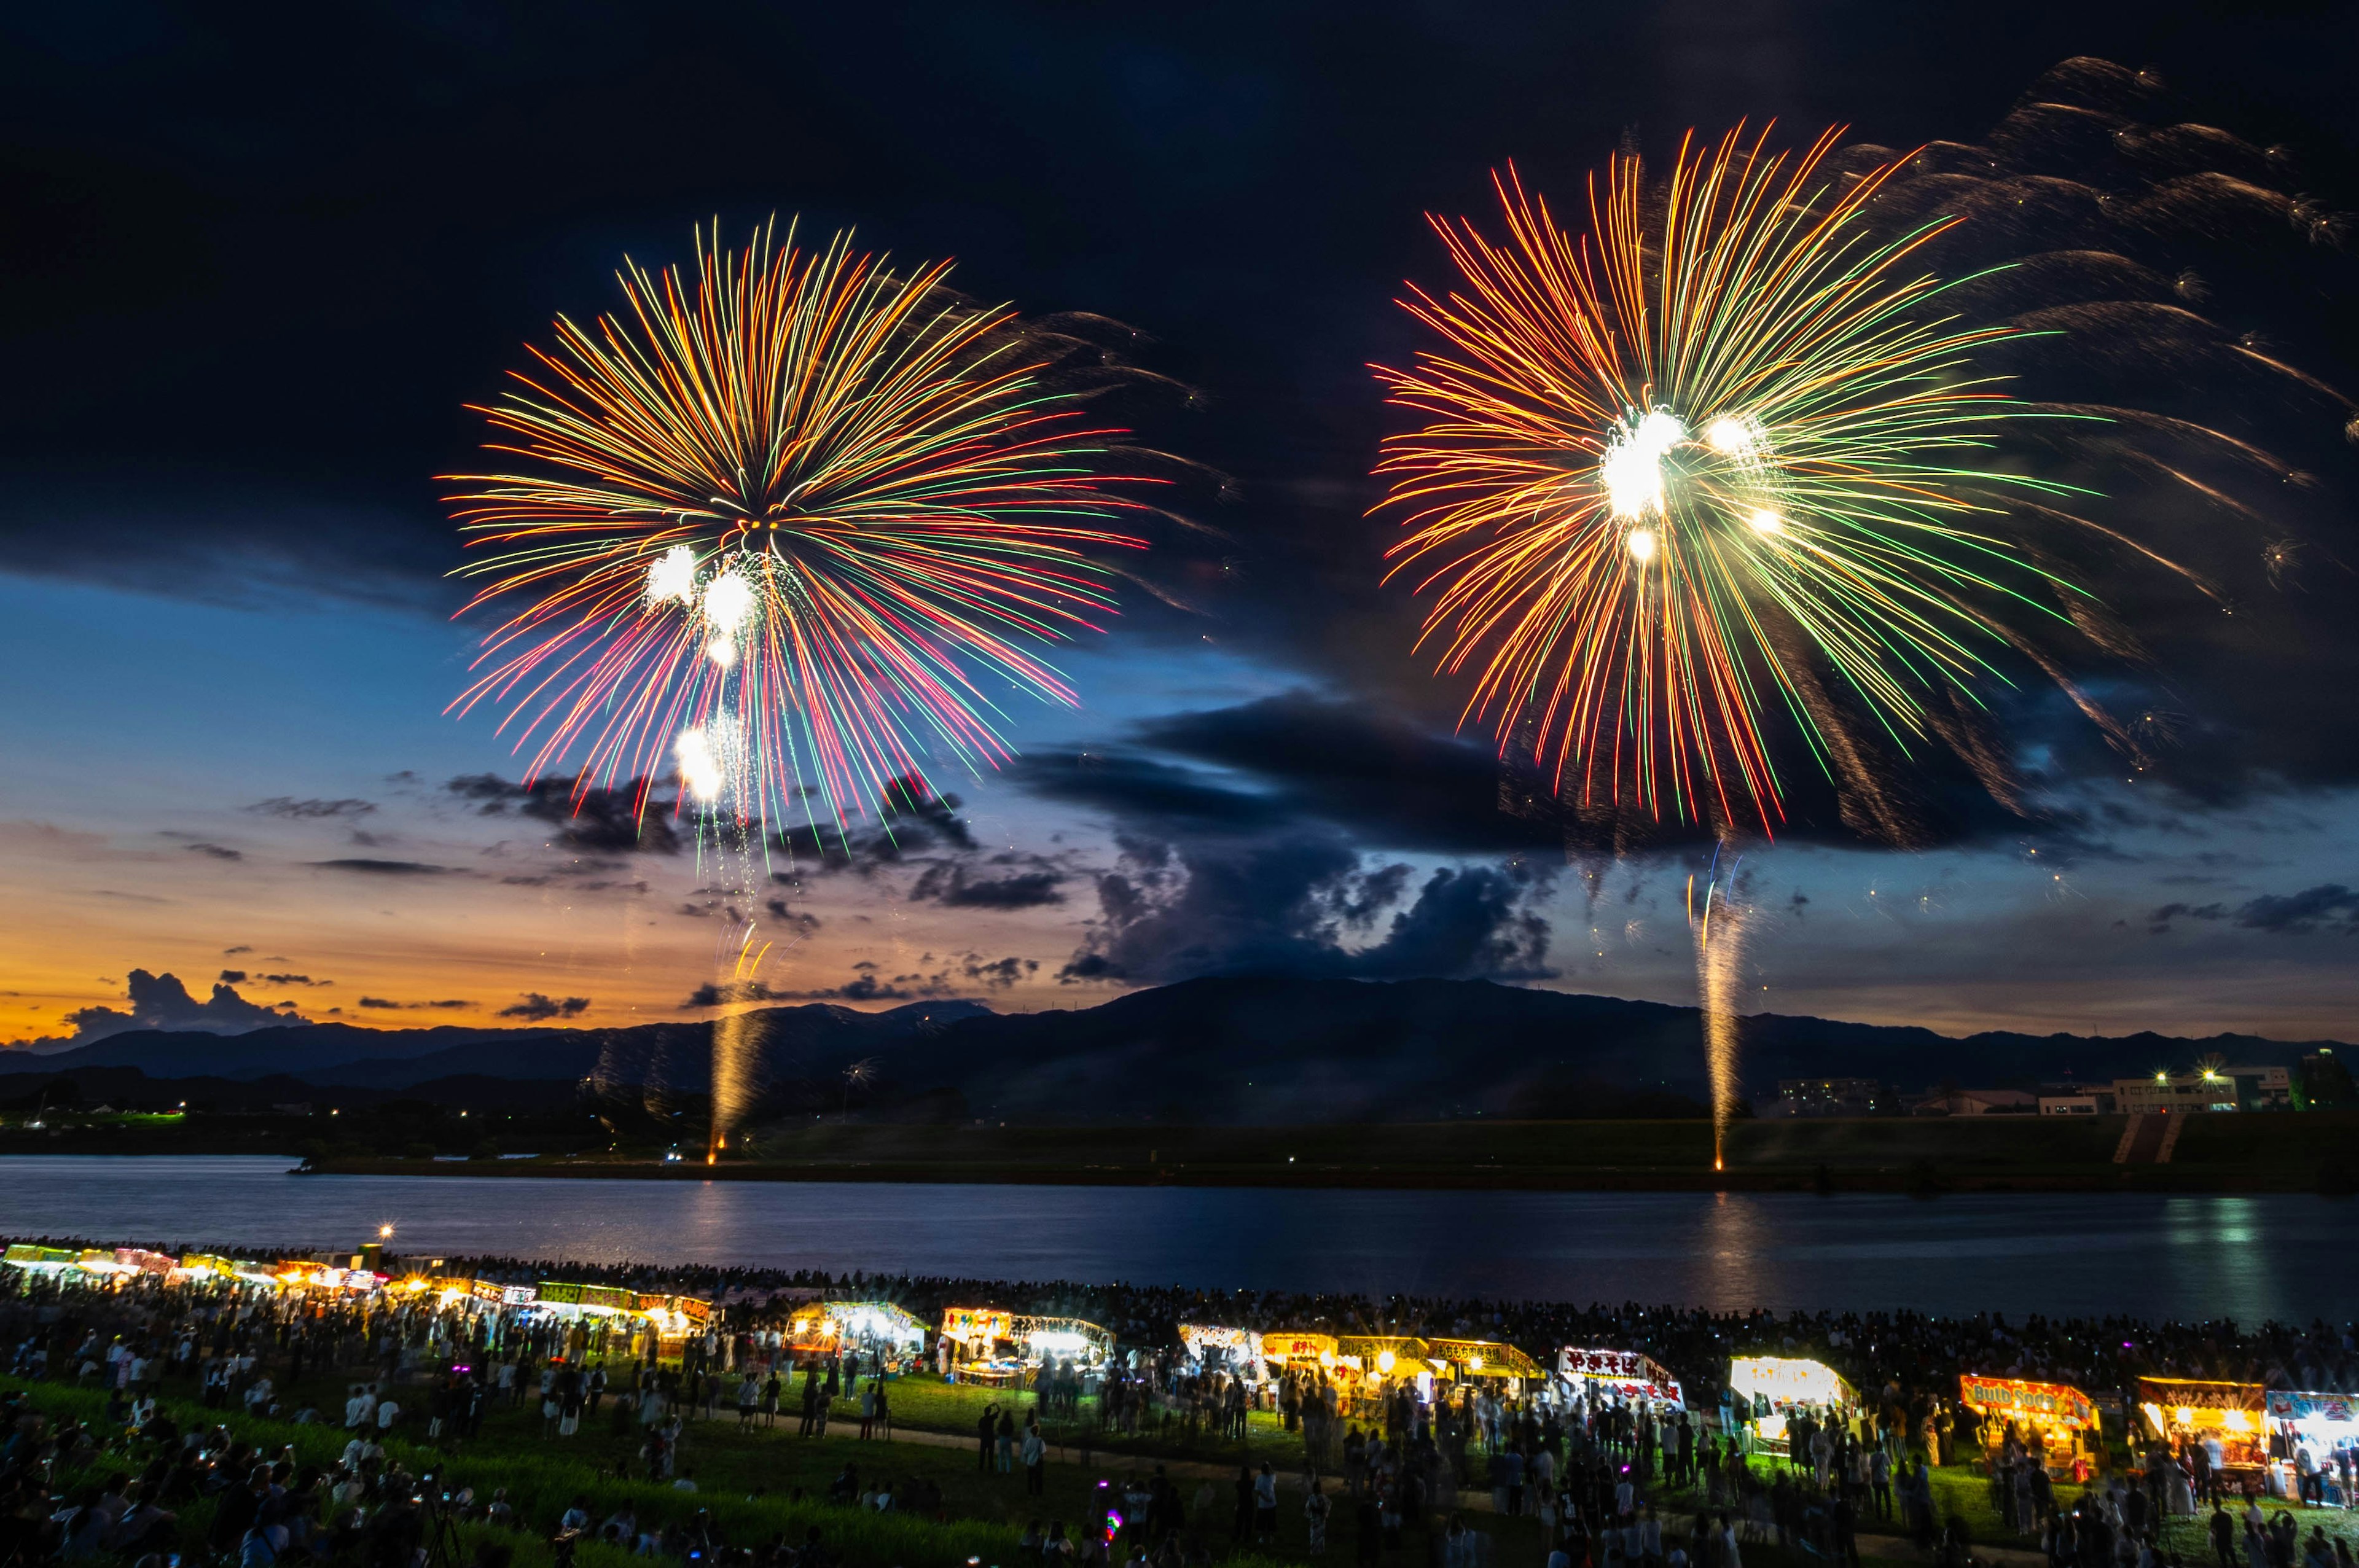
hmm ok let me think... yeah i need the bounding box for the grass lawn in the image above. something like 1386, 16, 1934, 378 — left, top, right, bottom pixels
853, 1376, 1312, 1469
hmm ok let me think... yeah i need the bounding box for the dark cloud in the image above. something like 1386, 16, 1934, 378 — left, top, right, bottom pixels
258, 973, 326, 986
2150, 883, 2359, 935
909, 857, 1068, 910
5, 967, 310, 1049
222, 945, 252, 956
794, 965, 952, 1004
310, 858, 453, 876
681, 980, 786, 1008
771, 778, 976, 871
1058, 829, 1557, 986
761, 897, 822, 935
2231, 884, 2359, 934
359, 996, 472, 1010
960, 954, 1041, 989
218, 970, 246, 983
496, 993, 590, 1021
445, 774, 682, 855
1027, 692, 2091, 860
185, 842, 242, 861
245, 797, 376, 820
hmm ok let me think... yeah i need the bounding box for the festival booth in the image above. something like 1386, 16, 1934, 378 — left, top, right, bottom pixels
1427, 1338, 1544, 1394
939, 1308, 1112, 1386
2138, 1378, 2269, 1481
1332, 1335, 1438, 1401
1729, 1357, 1856, 1453
1180, 1324, 1269, 1383
3, 1244, 179, 1285
1261, 1332, 1340, 1374
2266, 1391, 2356, 1504
1959, 1375, 2100, 1480
1559, 1347, 1688, 1411
788, 1301, 929, 1368
455, 1279, 710, 1362
278, 1261, 389, 1295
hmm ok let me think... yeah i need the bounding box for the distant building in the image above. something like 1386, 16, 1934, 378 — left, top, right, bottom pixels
2113, 1065, 2291, 1115
2298, 1050, 2354, 1108
1774, 1077, 1896, 1117
2038, 1080, 2118, 1116
1910, 1088, 2038, 1117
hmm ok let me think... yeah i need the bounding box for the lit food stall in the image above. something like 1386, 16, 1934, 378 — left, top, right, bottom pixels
173, 1252, 283, 1288
1261, 1332, 1340, 1373
1559, 1347, 1688, 1410
940, 1308, 1112, 1385
3, 1244, 177, 1284
1427, 1338, 1544, 1394
788, 1301, 929, 1367
1959, 1375, 2099, 1478
2266, 1391, 2356, 1495
1333, 1336, 1437, 1400
1180, 1324, 1268, 1380
2138, 1378, 2268, 1476
1729, 1357, 1856, 1452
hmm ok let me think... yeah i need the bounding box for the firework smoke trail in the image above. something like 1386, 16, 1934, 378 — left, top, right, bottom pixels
445, 220, 1153, 1157
1686, 850, 1748, 1172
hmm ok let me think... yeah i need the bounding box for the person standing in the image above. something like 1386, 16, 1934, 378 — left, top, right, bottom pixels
980, 1404, 1000, 1471
1023, 1422, 1047, 1494
1255, 1463, 1279, 1546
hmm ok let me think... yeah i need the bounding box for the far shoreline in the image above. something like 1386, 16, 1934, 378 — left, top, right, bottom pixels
287, 1153, 2355, 1195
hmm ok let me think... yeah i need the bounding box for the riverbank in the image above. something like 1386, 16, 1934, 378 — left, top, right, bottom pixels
292, 1112, 2359, 1192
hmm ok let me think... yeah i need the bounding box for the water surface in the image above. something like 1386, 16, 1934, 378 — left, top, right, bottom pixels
4, 1156, 2350, 1322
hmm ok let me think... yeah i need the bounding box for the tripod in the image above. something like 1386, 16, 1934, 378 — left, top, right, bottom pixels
413, 1473, 466, 1568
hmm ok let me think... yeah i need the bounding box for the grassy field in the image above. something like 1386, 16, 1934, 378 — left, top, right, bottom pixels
303, 1110, 2359, 1191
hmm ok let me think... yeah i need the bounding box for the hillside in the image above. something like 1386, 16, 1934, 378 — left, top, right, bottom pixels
0, 977, 2338, 1125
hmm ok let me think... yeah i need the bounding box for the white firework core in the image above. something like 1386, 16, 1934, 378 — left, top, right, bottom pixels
1703, 415, 1758, 456
644, 544, 699, 607
675, 727, 724, 803
1600, 409, 1686, 521
1626, 527, 1658, 564
701, 571, 756, 636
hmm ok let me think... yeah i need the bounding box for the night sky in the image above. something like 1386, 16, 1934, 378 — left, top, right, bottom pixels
5, 0, 2358, 1051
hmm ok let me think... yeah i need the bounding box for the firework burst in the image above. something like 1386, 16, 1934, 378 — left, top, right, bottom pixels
1375, 127, 2098, 838
447, 219, 1151, 843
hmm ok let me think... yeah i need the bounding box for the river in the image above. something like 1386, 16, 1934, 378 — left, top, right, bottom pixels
3, 1156, 2350, 1322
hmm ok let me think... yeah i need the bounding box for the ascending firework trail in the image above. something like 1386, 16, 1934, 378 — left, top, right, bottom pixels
446, 219, 1154, 1158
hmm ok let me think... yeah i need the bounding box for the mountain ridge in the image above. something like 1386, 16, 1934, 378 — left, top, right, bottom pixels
0, 978, 2336, 1124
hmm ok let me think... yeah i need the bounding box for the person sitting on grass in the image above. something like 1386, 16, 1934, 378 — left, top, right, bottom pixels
827, 1464, 859, 1505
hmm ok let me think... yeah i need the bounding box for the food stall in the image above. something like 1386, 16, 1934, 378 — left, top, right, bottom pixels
1180, 1324, 1269, 1381
1559, 1347, 1688, 1411
2138, 1378, 2269, 1483
1427, 1338, 1543, 1394
1261, 1332, 1341, 1373
2, 1244, 179, 1285
788, 1301, 929, 1368
1333, 1336, 1437, 1401
939, 1308, 1112, 1385
1729, 1357, 1856, 1453
2264, 1392, 2355, 1503
1959, 1375, 2100, 1478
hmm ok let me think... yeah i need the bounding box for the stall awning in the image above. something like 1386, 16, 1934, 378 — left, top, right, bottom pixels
1730, 1356, 1855, 1410
1959, 1375, 2096, 1429
1426, 1338, 1542, 1378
